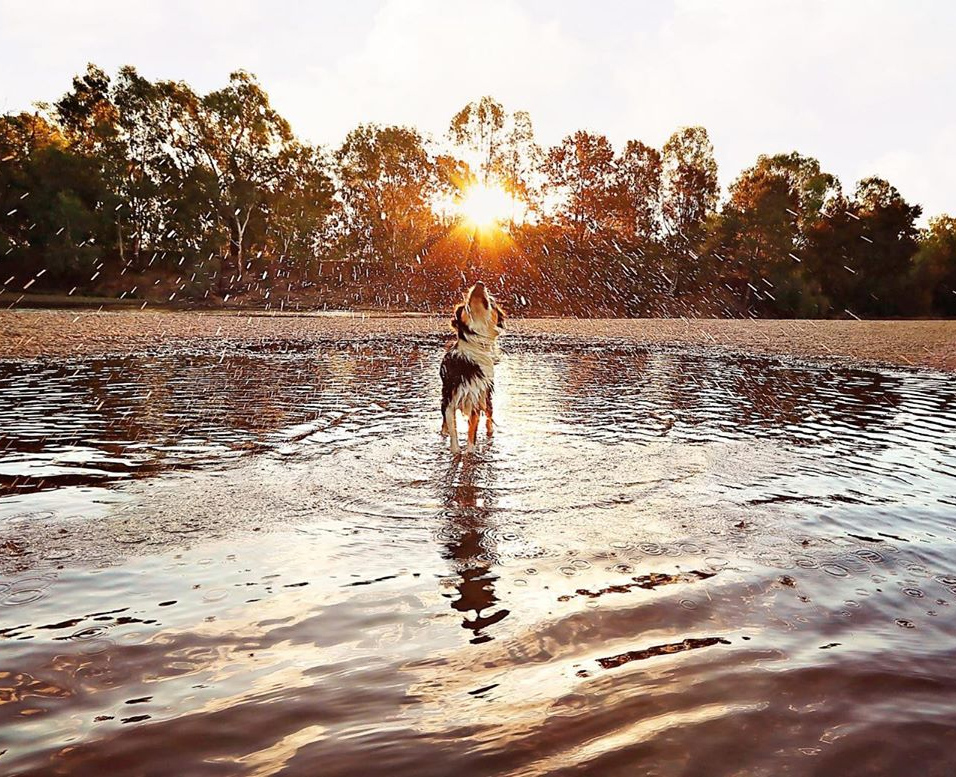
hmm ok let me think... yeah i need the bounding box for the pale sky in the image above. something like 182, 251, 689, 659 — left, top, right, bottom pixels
2, 0, 954, 220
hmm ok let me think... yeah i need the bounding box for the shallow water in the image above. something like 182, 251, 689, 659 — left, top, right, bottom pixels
2, 333, 956, 776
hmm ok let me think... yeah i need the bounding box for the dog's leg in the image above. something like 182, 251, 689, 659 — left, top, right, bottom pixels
445, 405, 460, 454
467, 410, 480, 450
485, 394, 494, 438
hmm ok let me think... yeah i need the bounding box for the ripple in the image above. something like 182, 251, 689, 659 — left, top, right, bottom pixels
756, 553, 793, 570
5, 510, 57, 524
9, 575, 55, 591
821, 564, 850, 578
2, 588, 46, 606
853, 548, 885, 564
79, 638, 115, 655
71, 625, 109, 640
838, 556, 871, 574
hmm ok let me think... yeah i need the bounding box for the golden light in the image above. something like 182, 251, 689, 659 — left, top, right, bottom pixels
457, 182, 516, 230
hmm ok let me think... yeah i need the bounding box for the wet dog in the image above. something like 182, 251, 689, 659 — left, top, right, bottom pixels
440, 282, 505, 454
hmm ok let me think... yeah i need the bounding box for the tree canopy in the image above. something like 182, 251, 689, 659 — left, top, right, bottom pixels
2, 66, 952, 317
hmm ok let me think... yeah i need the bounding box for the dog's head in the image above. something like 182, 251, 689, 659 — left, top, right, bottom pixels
453, 281, 505, 341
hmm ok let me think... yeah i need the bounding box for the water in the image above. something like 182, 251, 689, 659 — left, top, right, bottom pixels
2, 330, 956, 776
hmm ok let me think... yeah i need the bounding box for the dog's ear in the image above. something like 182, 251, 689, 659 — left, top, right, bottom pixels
452, 303, 475, 338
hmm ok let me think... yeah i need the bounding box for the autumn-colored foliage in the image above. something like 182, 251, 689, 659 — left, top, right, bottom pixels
2, 65, 953, 317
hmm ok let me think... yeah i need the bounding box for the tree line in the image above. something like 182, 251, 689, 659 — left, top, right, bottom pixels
2, 65, 954, 317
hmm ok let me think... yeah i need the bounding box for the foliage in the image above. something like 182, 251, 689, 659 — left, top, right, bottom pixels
544, 131, 620, 244
336, 124, 439, 265
1, 67, 952, 317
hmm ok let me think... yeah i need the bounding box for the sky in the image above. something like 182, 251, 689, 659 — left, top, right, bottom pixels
2, 0, 955, 220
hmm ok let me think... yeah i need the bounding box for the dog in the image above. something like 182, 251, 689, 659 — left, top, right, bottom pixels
440, 282, 505, 454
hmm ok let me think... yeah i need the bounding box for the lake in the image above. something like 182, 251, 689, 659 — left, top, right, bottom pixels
2, 314, 956, 776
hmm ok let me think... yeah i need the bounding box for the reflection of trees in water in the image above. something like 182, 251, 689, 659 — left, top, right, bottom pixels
0, 347, 431, 494
552, 347, 913, 449
437, 457, 509, 644
79, 348, 426, 436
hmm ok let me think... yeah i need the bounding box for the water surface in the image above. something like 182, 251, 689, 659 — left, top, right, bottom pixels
2, 331, 956, 776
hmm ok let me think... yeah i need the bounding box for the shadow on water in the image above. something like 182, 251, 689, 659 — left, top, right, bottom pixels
438, 453, 509, 643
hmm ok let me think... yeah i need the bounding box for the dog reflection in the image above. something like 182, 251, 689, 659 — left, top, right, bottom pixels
439, 457, 508, 643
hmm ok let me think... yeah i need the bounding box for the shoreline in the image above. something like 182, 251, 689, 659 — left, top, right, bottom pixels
2, 309, 955, 372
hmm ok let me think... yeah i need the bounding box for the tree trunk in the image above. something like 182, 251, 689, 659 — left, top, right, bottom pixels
220, 217, 242, 298
468, 227, 481, 270
117, 216, 125, 266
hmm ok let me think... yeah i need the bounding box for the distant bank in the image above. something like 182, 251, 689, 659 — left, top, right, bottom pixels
2, 309, 954, 372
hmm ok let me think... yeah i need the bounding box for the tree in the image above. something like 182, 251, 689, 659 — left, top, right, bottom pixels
54, 64, 121, 160
854, 177, 922, 314
266, 142, 335, 278
4, 64, 953, 318
806, 177, 921, 315
714, 153, 839, 314
336, 124, 440, 265
0, 111, 110, 286
0, 110, 63, 158
661, 126, 718, 237
660, 126, 718, 292
760, 152, 841, 240
176, 71, 295, 293
720, 163, 799, 307
145, 78, 225, 277
615, 140, 662, 245
53, 64, 129, 266
544, 131, 620, 243
448, 96, 505, 184
912, 216, 956, 316
4, 65, 338, 302
498, 110, 543, 220
109, 66, 167, 268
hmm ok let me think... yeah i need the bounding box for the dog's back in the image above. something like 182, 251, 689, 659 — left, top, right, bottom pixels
440, 282, 505, 453
440, 348, 486, 423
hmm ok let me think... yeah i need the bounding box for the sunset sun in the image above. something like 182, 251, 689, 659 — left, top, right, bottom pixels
457, 181, 515, 229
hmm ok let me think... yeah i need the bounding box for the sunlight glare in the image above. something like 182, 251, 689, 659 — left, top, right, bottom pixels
457, 182, 516, 229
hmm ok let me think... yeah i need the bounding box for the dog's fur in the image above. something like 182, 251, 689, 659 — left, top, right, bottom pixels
440, 282, 505, 453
